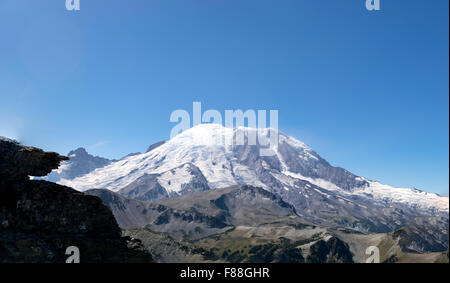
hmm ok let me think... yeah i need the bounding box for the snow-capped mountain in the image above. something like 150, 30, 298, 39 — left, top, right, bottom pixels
42, 147, 112, 182
55, 124, 448, 232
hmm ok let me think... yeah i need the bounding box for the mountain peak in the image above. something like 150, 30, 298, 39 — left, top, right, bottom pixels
54, 125, 448, 232
68, 147, 89, 157
43, 147, 112, 182
171, 123, 310, 152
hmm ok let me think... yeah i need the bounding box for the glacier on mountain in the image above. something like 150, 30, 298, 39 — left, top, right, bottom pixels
53, 124, 448, 231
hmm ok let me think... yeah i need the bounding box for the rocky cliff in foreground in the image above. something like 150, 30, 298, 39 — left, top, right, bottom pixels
0, 137, 152, 263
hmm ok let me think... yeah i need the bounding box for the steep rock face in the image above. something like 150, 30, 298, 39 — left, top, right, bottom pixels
0, 137, 68, 181
118, 163, 210, 202
0, 137, 152, 263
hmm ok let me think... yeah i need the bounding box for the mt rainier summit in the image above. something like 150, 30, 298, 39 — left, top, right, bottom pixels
50, 124, 448, 233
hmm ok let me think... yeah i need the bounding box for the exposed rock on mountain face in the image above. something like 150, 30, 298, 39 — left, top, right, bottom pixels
118, 163, 210, 202
276, 141, 367, 191
146, 141, 166, 153
0, 137, 152, 263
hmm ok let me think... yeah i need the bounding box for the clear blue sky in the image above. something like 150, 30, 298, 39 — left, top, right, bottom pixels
0, 0, 448, 195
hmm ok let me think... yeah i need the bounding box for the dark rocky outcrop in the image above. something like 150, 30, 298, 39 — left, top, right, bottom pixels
307, 237, 354, 263
0, 137, 152, 263
146, 141, 166, 153
0, 137, 68, 181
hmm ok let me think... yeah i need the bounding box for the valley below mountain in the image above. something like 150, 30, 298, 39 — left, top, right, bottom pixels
88, 186, 448, 263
